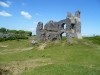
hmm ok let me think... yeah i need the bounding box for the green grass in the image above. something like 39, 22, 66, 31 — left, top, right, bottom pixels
83, 35, 100, 45
61, 36, 66, 41
22, 64, 100, 75
0, 38, 100, 75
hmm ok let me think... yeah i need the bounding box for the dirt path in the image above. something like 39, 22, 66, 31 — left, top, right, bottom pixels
0, 45, 8, 47
0, 47, 34, 55
38, 43, 47, 50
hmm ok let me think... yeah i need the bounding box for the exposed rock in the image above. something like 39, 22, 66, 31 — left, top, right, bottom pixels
31, 40, 38, 45
0, 33, 15, 38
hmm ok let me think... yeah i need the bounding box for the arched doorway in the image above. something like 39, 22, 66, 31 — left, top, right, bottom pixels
60, 23, 67, 41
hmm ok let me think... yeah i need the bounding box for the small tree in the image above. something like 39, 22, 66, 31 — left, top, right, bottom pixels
0, 28, 6, 34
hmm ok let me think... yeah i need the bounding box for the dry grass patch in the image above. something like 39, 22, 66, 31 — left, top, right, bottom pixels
0, 58, 53, 75
83, 42, 90, 46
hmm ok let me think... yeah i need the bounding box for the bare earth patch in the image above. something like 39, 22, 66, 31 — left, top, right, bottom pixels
0, 58, 53, 75
38, 43, 47, 50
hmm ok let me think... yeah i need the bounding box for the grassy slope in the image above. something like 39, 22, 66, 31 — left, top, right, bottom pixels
0, 38, 100, 75
83, 36, 100, 45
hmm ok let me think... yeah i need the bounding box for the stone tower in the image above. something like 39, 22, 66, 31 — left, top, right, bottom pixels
66, 10, 82, 39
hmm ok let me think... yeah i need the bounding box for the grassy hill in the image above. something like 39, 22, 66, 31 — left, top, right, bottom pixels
0, 37, 100, 75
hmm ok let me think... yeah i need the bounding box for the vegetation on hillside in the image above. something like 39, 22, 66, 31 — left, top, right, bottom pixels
0, 37, 100, 75
0, 27, 32, 35
84, 35, 100, 45
0, 27, 32, 42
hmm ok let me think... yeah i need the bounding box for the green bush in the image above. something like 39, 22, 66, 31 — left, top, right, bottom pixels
0, 38, 3, 42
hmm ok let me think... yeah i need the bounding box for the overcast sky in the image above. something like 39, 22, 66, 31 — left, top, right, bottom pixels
0, 0, 100, 36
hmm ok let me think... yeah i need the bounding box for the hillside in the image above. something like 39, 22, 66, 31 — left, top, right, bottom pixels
0, 37, 100, 75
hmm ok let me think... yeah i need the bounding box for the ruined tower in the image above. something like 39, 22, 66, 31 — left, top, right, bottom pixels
36, 10, 82, 41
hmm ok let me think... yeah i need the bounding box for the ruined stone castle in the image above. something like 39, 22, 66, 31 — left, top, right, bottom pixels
36, 10, 82, 41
